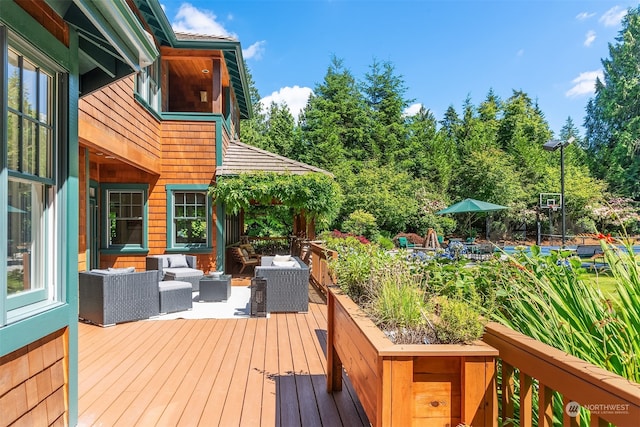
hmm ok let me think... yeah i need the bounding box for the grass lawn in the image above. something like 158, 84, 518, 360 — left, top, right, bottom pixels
579, 270, 619, 300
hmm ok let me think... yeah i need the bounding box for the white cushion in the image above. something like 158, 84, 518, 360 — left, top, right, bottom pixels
272, 260, 297, 268
164, 267, 203, 278
168, 254, 189, 268
273, 254, 291, 262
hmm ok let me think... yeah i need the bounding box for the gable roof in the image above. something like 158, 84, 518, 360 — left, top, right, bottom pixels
216, 141, 332, 177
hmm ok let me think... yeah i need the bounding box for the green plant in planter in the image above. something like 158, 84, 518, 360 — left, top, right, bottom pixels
327, 238, 485, 344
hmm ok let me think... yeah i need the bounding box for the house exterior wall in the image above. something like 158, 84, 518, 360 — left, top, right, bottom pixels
79, 77, 162, 175
0, 328, 67, 426
78, 68, 230, 274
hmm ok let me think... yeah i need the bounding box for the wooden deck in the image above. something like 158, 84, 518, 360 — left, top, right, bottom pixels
77, 290, 369, 426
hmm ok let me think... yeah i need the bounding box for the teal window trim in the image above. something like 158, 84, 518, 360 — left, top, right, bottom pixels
133, 92, 162, 122
165, 184, 212, 252
101, 183, 148, 251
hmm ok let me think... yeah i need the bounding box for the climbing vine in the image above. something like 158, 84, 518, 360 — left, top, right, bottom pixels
209, 172, 343, 227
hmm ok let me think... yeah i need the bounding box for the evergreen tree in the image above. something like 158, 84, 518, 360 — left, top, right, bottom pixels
361, 59, 411, 164
584, 6, 640, 198
299, 56, 371, 169
240, 62, 268, 148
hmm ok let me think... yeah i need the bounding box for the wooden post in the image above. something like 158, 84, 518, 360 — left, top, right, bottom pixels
326, 290, 342, 392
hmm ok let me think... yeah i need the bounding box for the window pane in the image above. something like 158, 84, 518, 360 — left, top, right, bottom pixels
8, 49, 19, 110
22, 119, 37, 175
112, 219, 142, 245
7, 180, 45, 295
108, 191, 144, 246
7, 111, 19, 170
39, 71, 51, 125
22, 58, 37, 119
38, 126, 51, 177
172, 191, 207, 246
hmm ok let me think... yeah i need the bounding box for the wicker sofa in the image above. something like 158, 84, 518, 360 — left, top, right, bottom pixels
79, 269, 160, 326
255, 256, 309, 313
146, 254, 204, 291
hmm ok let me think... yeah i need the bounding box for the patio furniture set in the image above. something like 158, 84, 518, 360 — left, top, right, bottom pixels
79, 250, 310, 327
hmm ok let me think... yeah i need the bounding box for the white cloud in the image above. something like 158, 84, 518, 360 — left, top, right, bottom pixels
243, 41, 266, 60
599, 6, 626, 27
584, 30, 596, 47
565, 70, 604, 98
172, 3, 236, 37
403, 103, 423, 117
260, 86, 314, 120
576, 11, 596, 20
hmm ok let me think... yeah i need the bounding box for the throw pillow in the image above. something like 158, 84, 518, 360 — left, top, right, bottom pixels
168, 254, 189, 268
107, 267, 136, 274
272, 260, 297, 268
241, 249, 250, 260
273, 254, 291, 262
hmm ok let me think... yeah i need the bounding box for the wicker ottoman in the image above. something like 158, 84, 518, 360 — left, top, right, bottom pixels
159, 280, 193, 314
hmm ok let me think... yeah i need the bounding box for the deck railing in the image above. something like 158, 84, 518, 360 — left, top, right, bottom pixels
306, 241, 337, 295
483, 322, 639, 426
305, 242, 640, 426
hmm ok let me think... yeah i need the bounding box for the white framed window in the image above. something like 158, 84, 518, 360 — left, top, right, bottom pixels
135, 58, 160, 112
3, 28, 62, 321
166, 185, 211, 250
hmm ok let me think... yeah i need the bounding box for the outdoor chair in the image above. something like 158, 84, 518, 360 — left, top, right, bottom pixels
79, 269, 160, 326
146, 254, 204, 292
239, 243, 261, 261
397, 236, 415, 249
255, 255, 309, 312
231, 246, 260, 274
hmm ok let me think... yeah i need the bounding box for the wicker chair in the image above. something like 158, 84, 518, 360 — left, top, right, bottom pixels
146, 254, 204, 292
79, 270, 160, 326
255, 256, 309, 312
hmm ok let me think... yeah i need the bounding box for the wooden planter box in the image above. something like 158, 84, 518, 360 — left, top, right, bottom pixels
326, 286, 498, 427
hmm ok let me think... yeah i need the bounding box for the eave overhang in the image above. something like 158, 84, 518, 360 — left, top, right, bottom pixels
51, 0, 159, 96
132, 0, 252, 119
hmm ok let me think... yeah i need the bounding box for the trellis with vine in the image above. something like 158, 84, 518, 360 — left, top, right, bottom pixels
209, 172, 342, 227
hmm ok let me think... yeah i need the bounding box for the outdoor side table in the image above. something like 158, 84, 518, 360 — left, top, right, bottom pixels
199, 274, 232, 302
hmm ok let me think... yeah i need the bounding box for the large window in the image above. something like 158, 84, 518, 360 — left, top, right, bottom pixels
102, 185, 148, 252
3, 29, 61, 318
166, 185, 211, 250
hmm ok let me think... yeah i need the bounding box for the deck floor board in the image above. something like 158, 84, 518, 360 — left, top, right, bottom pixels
78, 298, 368, 426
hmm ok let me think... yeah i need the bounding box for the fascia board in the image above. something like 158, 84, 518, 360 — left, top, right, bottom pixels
72, 0, 158, 70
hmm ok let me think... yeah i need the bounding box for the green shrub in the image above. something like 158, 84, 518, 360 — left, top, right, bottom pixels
342, 209, 379, 240
428, 296, 485, 344
375, 235, 395, 250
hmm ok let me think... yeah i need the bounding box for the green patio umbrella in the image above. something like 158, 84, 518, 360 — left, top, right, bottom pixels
436, 198, 508, 240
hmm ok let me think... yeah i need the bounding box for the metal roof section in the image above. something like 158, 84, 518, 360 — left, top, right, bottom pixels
56, 0, 159, 96
216, 141, 333, 177
133, 0, 252, 119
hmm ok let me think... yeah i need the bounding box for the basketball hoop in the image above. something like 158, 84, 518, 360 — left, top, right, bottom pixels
548, 204, 559, 212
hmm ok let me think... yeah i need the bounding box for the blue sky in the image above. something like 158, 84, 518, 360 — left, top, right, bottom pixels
160, 1, 637, 137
